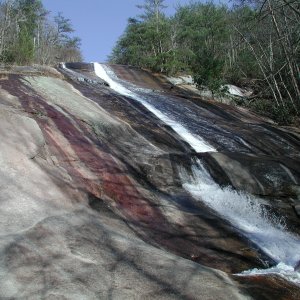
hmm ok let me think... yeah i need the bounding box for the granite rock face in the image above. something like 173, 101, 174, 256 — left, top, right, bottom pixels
0, 63, 299, 299
0, 209, 251, 299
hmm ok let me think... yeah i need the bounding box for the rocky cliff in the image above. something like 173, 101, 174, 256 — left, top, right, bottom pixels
0, 63, 299, 299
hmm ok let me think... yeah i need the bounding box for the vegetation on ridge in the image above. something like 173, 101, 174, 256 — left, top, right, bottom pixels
109, 0, 300, 125
0, 0, 82, 65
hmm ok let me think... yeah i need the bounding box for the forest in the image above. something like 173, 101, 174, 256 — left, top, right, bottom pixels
110, 0, 300, 125
0, 0, 82, 65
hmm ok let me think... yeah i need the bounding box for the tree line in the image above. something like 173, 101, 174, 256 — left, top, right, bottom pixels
0, 0, 82, 65
110, 0, 300, 125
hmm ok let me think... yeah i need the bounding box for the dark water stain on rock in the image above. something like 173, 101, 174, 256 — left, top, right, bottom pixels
2, 72, 300, 298
0, 75, 270, 274
235, 274, 300, 300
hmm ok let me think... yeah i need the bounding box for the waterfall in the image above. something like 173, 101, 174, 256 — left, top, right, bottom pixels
93, 63, 215, 153
91, 63, 300, 284
180, 160, 300, 283
181, 161, 300, 266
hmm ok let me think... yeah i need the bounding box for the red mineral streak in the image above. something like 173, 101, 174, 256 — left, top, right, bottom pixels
1, 75, 273, 274
2, 75, 167, 229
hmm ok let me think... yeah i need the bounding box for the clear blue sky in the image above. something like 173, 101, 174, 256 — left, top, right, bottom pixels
42, 0, 192, 62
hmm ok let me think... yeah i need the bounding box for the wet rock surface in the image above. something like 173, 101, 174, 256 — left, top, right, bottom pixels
0, 63, 299, 299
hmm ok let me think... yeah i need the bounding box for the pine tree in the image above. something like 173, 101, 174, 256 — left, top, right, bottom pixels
13, 0, 44, 64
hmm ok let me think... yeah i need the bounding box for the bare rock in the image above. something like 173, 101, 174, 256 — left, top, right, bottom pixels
0, 209, 251, 300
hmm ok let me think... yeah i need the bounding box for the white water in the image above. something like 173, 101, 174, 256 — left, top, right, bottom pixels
181, 161, 300, 266
91, 63, 300, 284
93, 63, 215, 153
238, 262, 300, 285
181, 160, 300, 284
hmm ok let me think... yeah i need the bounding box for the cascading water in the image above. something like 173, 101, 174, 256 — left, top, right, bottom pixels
93, 63, 215, 153
91, 63, 300, 284
181, 160, 300, 284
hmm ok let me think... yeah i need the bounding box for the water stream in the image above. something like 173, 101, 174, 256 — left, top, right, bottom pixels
92, 63, 300, 284
93, 63, 215, 153
181, 160, 300, 284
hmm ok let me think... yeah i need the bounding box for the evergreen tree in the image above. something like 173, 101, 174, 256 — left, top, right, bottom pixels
13, 0, 44, 64
109, 0, 300, 124
0, 0, 82, 65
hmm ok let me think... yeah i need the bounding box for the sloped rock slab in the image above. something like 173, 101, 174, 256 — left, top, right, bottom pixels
0, 209, 251, 300
59, 62, 109, 86
1, 68, 300, 298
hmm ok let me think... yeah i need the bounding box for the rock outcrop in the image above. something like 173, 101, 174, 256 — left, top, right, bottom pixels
0, 62, 299, 299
